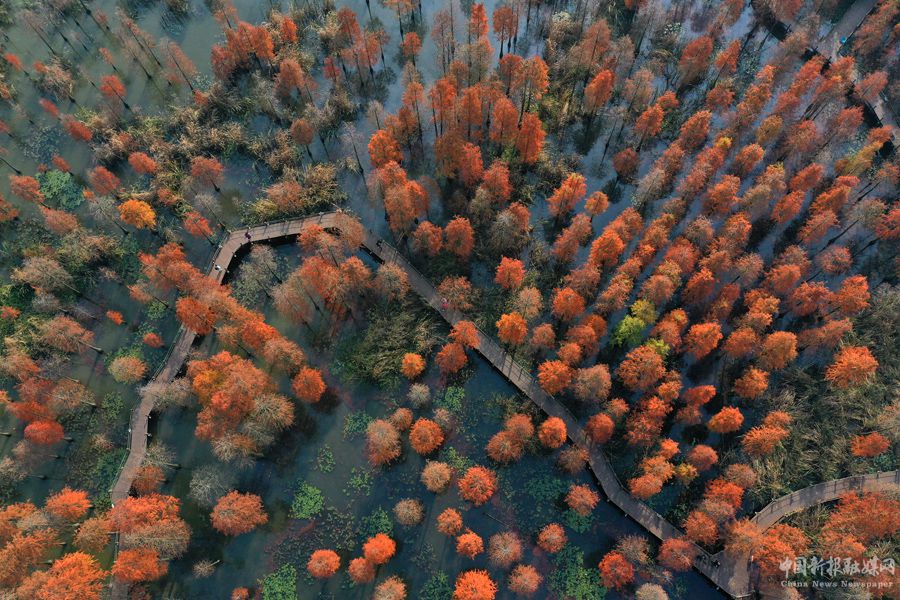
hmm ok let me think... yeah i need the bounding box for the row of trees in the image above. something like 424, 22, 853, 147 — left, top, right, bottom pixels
343, 0, 898, 594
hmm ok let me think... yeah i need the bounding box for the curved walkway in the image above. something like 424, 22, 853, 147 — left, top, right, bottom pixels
747, 470, 900, 530
109, 211, 899, 598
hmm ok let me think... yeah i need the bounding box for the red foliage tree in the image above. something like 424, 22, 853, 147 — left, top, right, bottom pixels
495, 257, 525, 290
598, 551, 634, 591
9, 175, 44, 204
369, 129, 402, 168
88, 166, 120, 196
617, 345, 665, 391
112, 548, 167, 582
851, 432, 889, 458
444, 216, 475, 259
292, 366, 326, 403
537, 417, 567, 448
679, 36, 713, 84
45, 487, 90, 522
547, 173, 586, 219
128, 152, 157, 175
658, 537, 696, 572
363, 532, 396, 565
24, 420, 64, 445
99, 74, 126, 103
825, 346, 878, 389
410, 418, 444, 455
457, 529, 485, 559
566, 484, 599, 516
584, 69, 614, 115
454, 570, 497, 600
516, 112, 544, 164
190, 156, 224, 189
210, 492, 268, 536
307, 549, 340, 578
458, 466, 497, 506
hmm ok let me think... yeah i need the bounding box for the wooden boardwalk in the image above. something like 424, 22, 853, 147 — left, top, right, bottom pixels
109, 211, 898, 598
747, 470, 900, 530
109, 214, 341, 504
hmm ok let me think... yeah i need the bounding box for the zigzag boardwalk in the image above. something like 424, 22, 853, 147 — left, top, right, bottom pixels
110, 211, 898, 598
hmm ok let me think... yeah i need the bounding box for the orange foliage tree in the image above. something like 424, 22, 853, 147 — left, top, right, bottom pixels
409, 418, 444, 455
118, 199, 156, 229
458, 466, 497, 506
401, 353, 426, 379
307, 549, 340, 578
617, 345, 665, 391
566, 484, 599, 516
26, 551, 107, 599
537, 523, 567, 553
112, 548, 167, 582
456, 529, 484, 558
825, 346, 878, 389
292, 366, 326, 403
45, 487, 90, 522
210, 491, 268, 536
537, 417, 567, 448
537, 360, 574, 395
495, 257, 525, 289
453, 570, 497, 600
516, 112, 544, 164
444, 216, 475, 259
496, 312, 527, 346
436, 342, 468, 375
363, 532, 396, 564
851, 432, 889, 458
597, 551, 634, 590
508, 563, 542, 596
437, 508, 464, 536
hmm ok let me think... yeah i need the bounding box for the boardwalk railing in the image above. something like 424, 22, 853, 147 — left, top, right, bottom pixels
749, 470, 900, 530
